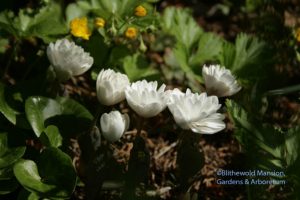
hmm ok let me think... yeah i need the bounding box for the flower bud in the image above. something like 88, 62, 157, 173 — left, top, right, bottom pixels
100, 111, 130, 142
95, 17, 105, 28
125, 27, 138, 39
135, 5, 147, 17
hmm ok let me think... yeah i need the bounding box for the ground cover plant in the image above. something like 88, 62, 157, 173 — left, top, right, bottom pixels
0, 0, 300, 199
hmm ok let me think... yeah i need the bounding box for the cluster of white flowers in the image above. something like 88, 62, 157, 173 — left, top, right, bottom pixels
46, 39, 241, 142
95, 66, 240, 141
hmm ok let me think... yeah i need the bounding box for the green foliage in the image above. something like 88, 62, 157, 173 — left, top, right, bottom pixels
0, 132, 26, 195
0, 2, 67, 42
161, 7, 226, 92
123, 53, 159, 81
189, 33, 223, 67
14, 147, 77, 199
0, 83, 19, 124
162, 7, 203, 53
25, 96, 93, 147
226, 100, 285, 168
219, 33, 273, 80
0, 132, 26, 169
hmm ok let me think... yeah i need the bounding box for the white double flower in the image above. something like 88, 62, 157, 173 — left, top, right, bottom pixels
47, 39, 93, 81
96, 69, 130, 106
167, 88, 225, 134
202, 64, 241, 97
125, 80, 168, 118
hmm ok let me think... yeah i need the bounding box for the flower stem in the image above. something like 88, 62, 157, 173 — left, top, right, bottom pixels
136, 117, 144, 136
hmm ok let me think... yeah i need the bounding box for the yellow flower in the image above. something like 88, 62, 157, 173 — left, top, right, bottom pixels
70, 17, 91, 40
134, 5, 147, 17
95, 17, 105, 28
296, 28, 300, 42
125, 27, 138, 39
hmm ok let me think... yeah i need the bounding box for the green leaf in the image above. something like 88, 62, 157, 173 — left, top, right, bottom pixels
0, 11, 18, 36
226, 100, 284, 160
285, 126, 300, 166
4, 2, 67, 41
27, 2, 68, 41
218, 41, 236, 68
56, 97, 93, 120
162, 7, 203, 52
25, 96, 61, 137
220, 33, 272, 79
66, 3, 88, 24
0, 83, 19, 124
14, 147, 77, 199
91, 0, 139, 18
189, 33, 223, 67
40, 125, 63, 148
0, 132, 26, 169
123, 53, 159, 81
25, 96, 93, 140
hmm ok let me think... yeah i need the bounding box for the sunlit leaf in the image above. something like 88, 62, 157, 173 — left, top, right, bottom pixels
25, 96, 61, 137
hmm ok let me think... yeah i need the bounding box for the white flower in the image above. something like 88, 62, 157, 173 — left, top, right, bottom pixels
125, 80, 167, 118
202, 64, 241, 97
47, 39, 93, 81
167, 88, 225, 134
100, 111, 130, 142
96, 69, 130, 106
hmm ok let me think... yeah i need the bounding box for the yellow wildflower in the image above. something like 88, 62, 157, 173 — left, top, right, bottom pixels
95, 17, 105, 28
125, 27, 138, 39
70, 17, 91, 40
296, 28, 300, 42
134, 5, 147, 17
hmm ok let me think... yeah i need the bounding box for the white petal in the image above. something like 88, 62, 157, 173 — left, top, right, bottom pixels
190, 113, 225, 134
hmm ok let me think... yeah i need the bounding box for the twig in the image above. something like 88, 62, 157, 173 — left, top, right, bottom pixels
154, 142, 178, 160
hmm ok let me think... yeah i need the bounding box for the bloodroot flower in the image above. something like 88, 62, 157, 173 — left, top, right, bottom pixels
96, 69, 130, 106
125, 80, 167, 118
100, 111, 129, 142
47, 39, 93, 81
167, 88, 225, 134
202, 64, 241, 97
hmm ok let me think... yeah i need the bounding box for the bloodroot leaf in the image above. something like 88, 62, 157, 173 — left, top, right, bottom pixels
14, 147, 77, 199
25, 96, 61, 137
